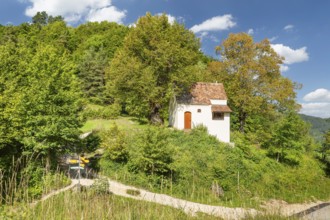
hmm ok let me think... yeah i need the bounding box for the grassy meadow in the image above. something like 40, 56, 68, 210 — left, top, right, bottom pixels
1, 186, 300, 220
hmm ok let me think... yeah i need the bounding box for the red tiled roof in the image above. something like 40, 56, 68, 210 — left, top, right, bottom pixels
177, 82, 228, 105
211, 105, 232, 113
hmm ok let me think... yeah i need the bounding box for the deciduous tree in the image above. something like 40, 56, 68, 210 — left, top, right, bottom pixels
264, 112, 310, 165
321, 130, 330, 174
0, 42, 84, 171
106, 13, 202, 123
213, 33, 298, 134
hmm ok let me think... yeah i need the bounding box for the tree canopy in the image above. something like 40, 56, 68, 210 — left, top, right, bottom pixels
106, 13, 203, 123
209, 33, 298, 139
0, 40, 83, 170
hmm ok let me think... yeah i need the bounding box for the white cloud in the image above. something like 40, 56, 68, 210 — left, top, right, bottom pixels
280, 65, 289, 72
166, 14, 176, 24
24, 0, 126, 24
196, 32, 219, 43
269, 36, 278, 42
155, 13, 180, 25
247, 28, 254, 35
271, 44, 309, 65
300, 102, 330, 118
128, 23, 136, 28
190, 14, 236, 33
303, 88, 330, 102
284, 24, 294, 31
200, 32, 208, 38
300, 88, 330, 118
87, 6, 126, 23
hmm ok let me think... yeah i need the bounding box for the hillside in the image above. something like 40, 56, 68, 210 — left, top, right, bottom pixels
299, 114, 330, 142
96, 118, 330, 208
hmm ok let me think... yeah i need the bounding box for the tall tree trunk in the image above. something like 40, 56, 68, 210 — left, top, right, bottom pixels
149, 103, 164, 125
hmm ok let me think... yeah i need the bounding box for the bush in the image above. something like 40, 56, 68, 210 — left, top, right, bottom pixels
128, 127, 175, 177
263, 112, 310, 166
90, 178, 110, 194
100, 123, 129, 163
82, 103, 121, 120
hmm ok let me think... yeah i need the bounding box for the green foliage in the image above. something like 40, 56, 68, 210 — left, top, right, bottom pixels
73, 21, 128, 58
82, 103, 121, 120
264, 112, 310, 165
0, 156, 71, 204
89, 178, 110, 195
322, 131, 330, 160
32, 11, 49, 25
210, 33, 298, 140
74, 22, 129, 104
19, 45, 84, 168
100, 123, 330, 207
0, 22, 84, 172
101, 123, 129, 163
37, 20, 74, 51
81, 131, 101, 153
17, 161, 45, 198
320, 130, 330, 174
32, 11, 64, 26
129, 127, 175, 176
78, 47, 108, 104
1, 12, 329, 213
107, 13, 202, 122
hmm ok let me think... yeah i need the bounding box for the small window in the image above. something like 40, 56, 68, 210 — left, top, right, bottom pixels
212, 112, 224, 120
197, 109, 201, 113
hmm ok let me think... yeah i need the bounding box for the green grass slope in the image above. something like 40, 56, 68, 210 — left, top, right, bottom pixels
97, 121, 330, 208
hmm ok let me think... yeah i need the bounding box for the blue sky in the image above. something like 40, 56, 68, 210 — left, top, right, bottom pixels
1, 0, 330, 118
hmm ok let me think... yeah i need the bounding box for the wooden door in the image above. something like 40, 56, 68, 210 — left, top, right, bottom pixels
184, 112, 191, 129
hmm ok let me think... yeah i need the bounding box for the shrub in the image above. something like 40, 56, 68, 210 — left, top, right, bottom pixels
100, 123, 129, 163
128, 127, 175, 177
82, 103, 121, 120
98, 122, 330, 207
90, 178, 110, 194
263, 112, 310, 166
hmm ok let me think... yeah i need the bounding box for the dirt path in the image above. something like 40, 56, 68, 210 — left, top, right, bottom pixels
107, 179, 259, 220
261, 199, 330, 217
34, 178, 258, 219
35, 178, 329, 219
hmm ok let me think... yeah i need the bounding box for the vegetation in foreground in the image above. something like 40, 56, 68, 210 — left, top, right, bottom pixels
98, 122, 330, 208
0, 177, 216, 220
1, 11, 330, 219
0, 178, 298, 220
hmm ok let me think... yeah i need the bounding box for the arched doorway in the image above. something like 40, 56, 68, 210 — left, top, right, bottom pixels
184, 111, 191, 129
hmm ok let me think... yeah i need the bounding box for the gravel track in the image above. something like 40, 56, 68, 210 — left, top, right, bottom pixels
35, 178, 329, 220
